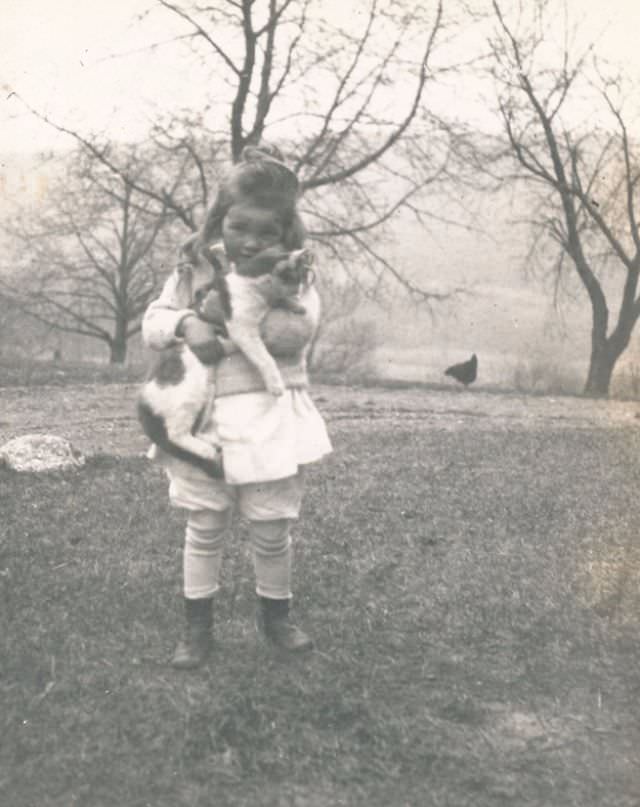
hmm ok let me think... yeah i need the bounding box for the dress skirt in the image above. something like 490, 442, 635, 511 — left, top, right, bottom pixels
214, 387, 332, 485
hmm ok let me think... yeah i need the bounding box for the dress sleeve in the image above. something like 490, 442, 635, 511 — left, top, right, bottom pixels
141, 267, 195, 350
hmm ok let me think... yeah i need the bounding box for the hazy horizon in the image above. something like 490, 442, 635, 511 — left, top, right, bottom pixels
3, 1, 640, 392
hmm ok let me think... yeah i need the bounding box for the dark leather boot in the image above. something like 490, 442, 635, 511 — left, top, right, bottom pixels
257, 596, 313, 652
171, 597, 213, 669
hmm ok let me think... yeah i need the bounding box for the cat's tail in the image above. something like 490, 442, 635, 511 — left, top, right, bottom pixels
136, 400, 224, 479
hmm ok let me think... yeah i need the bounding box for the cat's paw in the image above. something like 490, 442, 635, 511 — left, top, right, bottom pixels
265, 377, 286, 396
286, 300, 307, 315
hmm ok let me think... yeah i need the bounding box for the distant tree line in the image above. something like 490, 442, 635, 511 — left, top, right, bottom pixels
2, 0, 640, 397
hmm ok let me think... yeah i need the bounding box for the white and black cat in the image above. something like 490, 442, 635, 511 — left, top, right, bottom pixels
137, 245, 314, 477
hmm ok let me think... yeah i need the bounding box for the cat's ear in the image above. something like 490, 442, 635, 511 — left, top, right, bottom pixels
180, 233, 200, 264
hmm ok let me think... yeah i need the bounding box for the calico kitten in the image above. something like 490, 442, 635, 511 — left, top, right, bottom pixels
137, 246, 314, 476
137, 248, 227, 477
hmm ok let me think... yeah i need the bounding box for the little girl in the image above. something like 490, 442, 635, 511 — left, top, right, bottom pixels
142, 144, 332, 669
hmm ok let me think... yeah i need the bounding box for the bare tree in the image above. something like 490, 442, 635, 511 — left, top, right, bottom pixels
308, 269, 382, 377
14, 0, 470, 301
0, 147, 175, 363
484, 0, 640, 396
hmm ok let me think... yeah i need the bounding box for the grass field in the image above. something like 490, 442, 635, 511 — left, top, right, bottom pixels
1, 371, 640, 806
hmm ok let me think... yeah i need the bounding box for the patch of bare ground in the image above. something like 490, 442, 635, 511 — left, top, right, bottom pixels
1, 382, 638, 459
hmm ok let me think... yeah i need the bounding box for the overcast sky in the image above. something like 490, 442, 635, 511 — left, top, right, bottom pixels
2, 0, 640, 157
3, 0, 640, 371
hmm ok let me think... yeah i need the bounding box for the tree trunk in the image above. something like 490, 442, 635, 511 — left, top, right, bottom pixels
109, 335, 127, 364
583, 323, 634, 398
108, 312, 129, 364
583, 347, 616, 397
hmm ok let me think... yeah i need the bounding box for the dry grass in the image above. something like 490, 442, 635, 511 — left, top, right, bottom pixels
1, 386, 640, 806
0, 357, 145, 388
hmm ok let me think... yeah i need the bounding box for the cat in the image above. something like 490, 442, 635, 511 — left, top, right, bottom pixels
137, 244, 315, 477
220, 245, 314, 396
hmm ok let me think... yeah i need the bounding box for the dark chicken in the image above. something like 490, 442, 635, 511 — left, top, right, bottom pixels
444, 353, 477, 386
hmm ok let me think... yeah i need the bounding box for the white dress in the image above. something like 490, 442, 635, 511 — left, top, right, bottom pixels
214, 387, 332, 485
142, 247, 332, 487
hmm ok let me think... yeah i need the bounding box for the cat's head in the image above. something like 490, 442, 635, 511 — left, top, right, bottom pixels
192, 283, 228, 325
272, 249, 315, 293
181, 234, 229, 274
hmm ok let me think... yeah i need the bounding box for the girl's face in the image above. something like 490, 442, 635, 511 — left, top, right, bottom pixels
222, 202, 285, 270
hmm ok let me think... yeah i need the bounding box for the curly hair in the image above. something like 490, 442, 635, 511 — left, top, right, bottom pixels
197, 143, 306, 253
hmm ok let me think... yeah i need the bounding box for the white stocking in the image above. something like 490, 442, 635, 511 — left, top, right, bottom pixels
249, 518, 292, 600
183, 509, 230, 599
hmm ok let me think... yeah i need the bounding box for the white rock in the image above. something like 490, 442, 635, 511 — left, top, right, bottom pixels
0, 434, 86, 472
